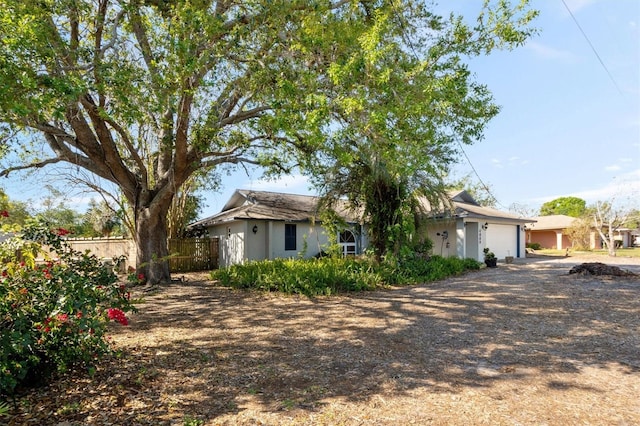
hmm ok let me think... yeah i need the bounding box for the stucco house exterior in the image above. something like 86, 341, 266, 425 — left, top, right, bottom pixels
525, 215, 637, 250
188, 190, 367, 267
525, 214, 577, 250
421, 190, 533, 261
190, 189, 532, 267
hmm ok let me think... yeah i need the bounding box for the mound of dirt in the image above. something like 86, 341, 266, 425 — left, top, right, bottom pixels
569, 262, 638, 276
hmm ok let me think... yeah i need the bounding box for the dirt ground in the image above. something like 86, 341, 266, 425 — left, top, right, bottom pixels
7, 254, 640, 425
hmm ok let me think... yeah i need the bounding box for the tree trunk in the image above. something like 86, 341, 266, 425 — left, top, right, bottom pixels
365, 177, 406, 262
135, 200, 172, 285
607, 223, 617, 257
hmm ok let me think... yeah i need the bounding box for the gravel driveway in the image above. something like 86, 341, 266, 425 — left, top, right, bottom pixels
10, 254, 640, 425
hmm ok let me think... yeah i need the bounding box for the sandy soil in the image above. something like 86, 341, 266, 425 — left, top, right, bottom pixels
7, 254, 640, 425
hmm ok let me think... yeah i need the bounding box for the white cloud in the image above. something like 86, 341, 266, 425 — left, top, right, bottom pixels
605, 165, 622, 172
245, 173, 314, 195
561, 0, 597, 14
528, 169, 640, 209
525, 42, 577, 62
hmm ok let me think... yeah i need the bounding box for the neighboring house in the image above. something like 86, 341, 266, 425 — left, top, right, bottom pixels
422, 190, 533, 261
610, 227, 637, 248
188, 190, 367, 267
526, 215, 636, 250
191, 189, 533, 267
525, 215, 577, 250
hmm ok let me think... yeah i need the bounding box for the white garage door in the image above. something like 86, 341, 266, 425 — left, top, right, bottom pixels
486, 224, 517, 260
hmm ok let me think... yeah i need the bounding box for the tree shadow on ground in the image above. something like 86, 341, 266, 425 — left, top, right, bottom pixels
95, 259, 640, 423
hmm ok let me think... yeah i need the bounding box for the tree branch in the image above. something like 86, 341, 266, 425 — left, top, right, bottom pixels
220, 105, 271, 126
200, 155, 261, 169
0, 158, 63, 177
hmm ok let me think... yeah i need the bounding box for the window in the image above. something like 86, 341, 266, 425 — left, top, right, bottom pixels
339, 230, 356, 256
285, 224, 296, 251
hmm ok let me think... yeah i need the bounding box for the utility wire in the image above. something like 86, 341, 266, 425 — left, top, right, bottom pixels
560, 0, 624, 96
389, 1, 506, 209
456, 140, 508, 210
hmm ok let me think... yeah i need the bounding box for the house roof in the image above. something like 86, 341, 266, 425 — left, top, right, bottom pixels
422, 190, 534, 224
527, 215, 576, 230
189, 189, 358, 227
190, 188, 533, 228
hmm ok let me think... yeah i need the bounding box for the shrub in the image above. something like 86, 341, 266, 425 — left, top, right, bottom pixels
211, 255, 481, 296
526, 242, 541, 250
0, 217, 136, 397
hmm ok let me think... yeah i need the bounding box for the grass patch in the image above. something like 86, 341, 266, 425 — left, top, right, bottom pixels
211, 255, 481, 297
537, 248, 640, 258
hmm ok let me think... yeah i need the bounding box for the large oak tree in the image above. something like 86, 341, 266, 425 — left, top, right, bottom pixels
0, 0, 537, 282
0, 0, 383, 283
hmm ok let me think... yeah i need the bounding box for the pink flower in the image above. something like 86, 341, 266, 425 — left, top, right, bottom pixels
107, 308, 128, 326
57, 313, 69, 323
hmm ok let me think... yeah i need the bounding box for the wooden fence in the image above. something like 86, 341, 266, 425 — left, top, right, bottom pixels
45, 237, 220, 273
168, 237, 219, 272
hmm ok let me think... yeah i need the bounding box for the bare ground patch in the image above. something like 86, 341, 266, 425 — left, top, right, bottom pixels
7, 256, 640, 425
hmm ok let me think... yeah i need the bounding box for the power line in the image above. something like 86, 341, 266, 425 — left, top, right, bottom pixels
560, 0, 624, 96
388, 1, 506, 209
455, 140, 509, 210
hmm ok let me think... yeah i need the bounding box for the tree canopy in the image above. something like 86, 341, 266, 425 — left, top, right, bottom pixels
0, 0, 537, 282
539, 196, 586, 217
302, 1, 537, 257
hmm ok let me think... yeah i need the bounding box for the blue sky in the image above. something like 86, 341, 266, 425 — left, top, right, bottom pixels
202, 0, 640, 218
2, 0, 639, 219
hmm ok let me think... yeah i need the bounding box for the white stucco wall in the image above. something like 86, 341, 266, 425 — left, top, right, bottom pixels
424, 220, 526, 261
209, 220, 369, 266
211, 222, 246, 267
269, 221, 330, 259
426, 221, 457, 258
245, 220, 266, 262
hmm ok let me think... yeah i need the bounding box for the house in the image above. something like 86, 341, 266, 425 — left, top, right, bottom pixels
191, 189, 532, 267
525, 215, 637, 250
420, 190, 533, 261
188, 190, 367, 267
525, 214, 577, 250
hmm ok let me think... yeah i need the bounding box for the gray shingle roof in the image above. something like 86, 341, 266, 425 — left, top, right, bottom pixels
190, 189, 534, 228
420, 190, 534, 223
190, 189, 358, 227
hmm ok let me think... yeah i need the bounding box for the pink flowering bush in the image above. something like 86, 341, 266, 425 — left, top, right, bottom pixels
0, 217, 136, 396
